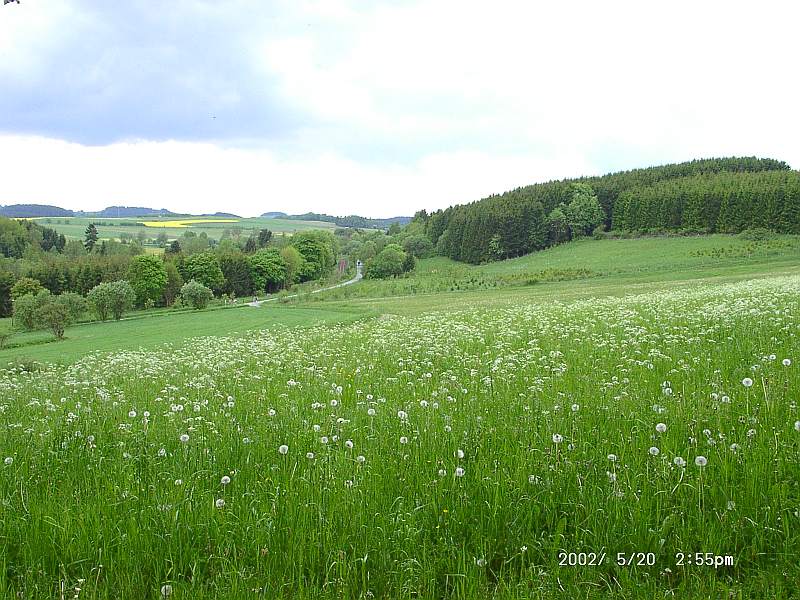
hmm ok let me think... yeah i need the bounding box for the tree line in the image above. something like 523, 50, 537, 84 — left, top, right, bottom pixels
413, 157, 795, 264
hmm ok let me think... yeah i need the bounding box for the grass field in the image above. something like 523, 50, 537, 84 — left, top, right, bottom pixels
1, 274, 799, 598
31, 216, 337, 241
2, 236, 800, 598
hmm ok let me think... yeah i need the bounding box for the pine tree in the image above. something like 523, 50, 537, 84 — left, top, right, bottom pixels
84, 224, 99, 253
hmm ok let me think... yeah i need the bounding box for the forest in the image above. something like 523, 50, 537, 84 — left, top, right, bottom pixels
414, 157, 798, 264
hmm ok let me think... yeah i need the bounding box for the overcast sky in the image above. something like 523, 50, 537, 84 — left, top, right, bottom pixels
1, 0, 798, 218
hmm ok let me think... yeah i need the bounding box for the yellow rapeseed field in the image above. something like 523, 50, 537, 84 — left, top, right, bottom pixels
139, 219, 240, 228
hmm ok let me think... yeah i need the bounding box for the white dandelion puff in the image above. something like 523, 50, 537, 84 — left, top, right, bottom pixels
215, 498, 225, 509
655, 423, 667, 433
552, 433, 563, 444
221, 476, 231, 485
649, 447, 660, 456
782, 358, 791, 367
179, 434, 189, 443
455, 467, 465, 477
3, 457, 12, 466
278, 444, 289, 455
607, 454, 617, 462
673, 457, 686, 467
695, 455, 708, 467
399, 436, 408, 444
742, 378, 753, 388
160, 584, 173, 597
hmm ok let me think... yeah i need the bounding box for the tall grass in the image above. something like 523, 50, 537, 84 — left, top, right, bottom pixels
1, 276, 799, 598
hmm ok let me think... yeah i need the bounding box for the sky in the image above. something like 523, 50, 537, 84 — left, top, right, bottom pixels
0, 0, 798, 218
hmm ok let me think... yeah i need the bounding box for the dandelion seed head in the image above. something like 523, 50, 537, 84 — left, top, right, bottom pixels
695, 455, 708, 467
552, 433, 563, 444
455, 467, 465, 477
649, 446, 660, 456
221, 476, 231, 485
215, 498, 225, 509
655, 423, 667, 433
742, 377, 753, 388
278, 444, 289, 455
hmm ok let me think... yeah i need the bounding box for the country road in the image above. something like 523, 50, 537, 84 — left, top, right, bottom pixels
247, 262, 363, 307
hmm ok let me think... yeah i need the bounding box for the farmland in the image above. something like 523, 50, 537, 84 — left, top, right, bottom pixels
30, 216, 337, 242
1, 272, 799, 598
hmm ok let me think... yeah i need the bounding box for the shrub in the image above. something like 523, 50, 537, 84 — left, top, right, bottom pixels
181, 280, 213, 310
738, 227, 775, 241
13, 291, 51, 330
36, 300, 71, 340
11, 277, 44, 301
56, 292, 88, 322
88, 280, 136, 321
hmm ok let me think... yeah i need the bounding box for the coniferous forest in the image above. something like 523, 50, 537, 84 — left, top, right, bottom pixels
413, 157, 799, 264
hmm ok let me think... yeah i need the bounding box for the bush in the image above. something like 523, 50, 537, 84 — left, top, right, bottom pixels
738, 227, 775, 241
181, 280, 213, 310
36, 300, 71, 340
13, 290, 51, 330
56, 292, 88, 322
11, 277, 44, 301
88, 280, 136, 321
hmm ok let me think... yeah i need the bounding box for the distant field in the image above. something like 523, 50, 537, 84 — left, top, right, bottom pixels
31, 215, 337, 240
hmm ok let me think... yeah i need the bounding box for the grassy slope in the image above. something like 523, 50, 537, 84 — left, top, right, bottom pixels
4, 235, 799, 364
32, 216, 337, 240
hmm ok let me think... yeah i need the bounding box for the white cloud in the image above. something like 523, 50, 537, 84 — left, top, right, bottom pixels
1, 0, 799, 217
0, 135, 590, 217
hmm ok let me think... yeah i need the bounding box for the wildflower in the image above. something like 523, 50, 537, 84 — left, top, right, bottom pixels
400, 436, 408, 444
320, 436, 329, 444
476, 558, 486, 567
330, 399, 338, 407
673, 457, 686, 467
730, 443, 740, 452
215, 498, 225, 509
356, 455, 366, 463
420, 400, 429, 408
221, 476, 231, 485
128, 410, 137, 418
606, 470, 617, 482
367, 408, 376, 416
528, 474, 540, 484
444, 425, 452, 433
143, 411, 151, 418
345, 480, 353, 488
649, 447, 660, 456
438, 469, 447, 477
457, 449, 464, 459
571, 403, 580, 412
727, 501, 736, 511
552, 433, 563, 444
455, 467, 465, 477
179, 434, 189, 443
794, 421, 800, 432
306, 452, 315, 459
607, 454, 617, 462
695, 456, 708, 467
655, 423, 667, 433
313, 424, 321, 432
783, 358, 791, 367
3, 457, 12, 466
278, 444, 289, 455
397, 410, 408, 420
345, 440, 354, 449
158, 448, 166, 457
174, 479, 182, 486
161, 584, 173, 597
268, 409, 276, 416
742, 378, 753, 388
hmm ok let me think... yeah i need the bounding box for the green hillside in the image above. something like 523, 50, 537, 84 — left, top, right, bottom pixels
415, 157, 798, 264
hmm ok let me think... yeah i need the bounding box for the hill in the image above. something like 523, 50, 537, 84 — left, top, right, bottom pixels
0, 204, 74, 217
77, 206, 178, 218
415, 156, 798, 264
286, 212, 412, 229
